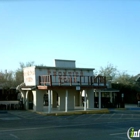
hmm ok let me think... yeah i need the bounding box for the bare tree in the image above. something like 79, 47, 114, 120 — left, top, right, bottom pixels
98, 63, 118, 81
0, 70, 15, 88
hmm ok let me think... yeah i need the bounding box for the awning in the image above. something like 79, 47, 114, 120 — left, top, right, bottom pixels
95, 88, 119, 92
21, 86, 36, 90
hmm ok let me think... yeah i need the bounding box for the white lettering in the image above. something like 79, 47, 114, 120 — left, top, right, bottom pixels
134, 131, 139, 137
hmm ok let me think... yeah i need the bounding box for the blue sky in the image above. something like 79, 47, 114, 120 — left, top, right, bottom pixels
0, 0, 140, 76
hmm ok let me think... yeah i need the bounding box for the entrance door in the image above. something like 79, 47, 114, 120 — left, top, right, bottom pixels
28, 91, 33, 109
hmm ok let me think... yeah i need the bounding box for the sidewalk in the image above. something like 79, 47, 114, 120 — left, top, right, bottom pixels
2, 104, 139, 116
35, 104, 140, 116
125, 104, 140, 110
35, 106, 110, 116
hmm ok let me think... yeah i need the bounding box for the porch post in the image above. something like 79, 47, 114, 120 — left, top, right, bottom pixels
48, 90, 51, 113
99, 91, 101, 109
79, 91, 82, 106
84, 90, 87, 111
65, 90, 68, 112
110, 92, 113, 103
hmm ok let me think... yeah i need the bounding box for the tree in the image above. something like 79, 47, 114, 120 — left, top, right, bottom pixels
0, 70, 15, 88
133, 74, 140, 92
113, 72, 135, 86
18, 61, 35, 69
98, 63, 118, 81
0, 61, 45, 90
0, 71, 5, 86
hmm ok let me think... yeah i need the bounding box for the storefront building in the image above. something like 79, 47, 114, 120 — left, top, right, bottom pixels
17, 59, 108, 112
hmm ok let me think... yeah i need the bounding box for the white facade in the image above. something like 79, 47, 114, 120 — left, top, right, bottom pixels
23, 65, 94, 87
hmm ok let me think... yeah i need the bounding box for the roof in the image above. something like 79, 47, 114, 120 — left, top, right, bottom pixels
135, 74, 140, 82
95, 88, 119, 92
35, 66, 95, 71
54, 59, 75, 62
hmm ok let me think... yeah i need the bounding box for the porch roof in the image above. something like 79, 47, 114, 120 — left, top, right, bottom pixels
95, 88, 119, 92
37, 85, 107, 90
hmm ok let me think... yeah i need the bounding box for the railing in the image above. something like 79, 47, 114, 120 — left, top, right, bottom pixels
39, 75, 106, 87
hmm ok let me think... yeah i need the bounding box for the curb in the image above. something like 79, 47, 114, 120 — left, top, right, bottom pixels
115, 108, 127, 110
110, 108, 140, 111
126, 108, 140, 110
35, 109, 110, 116
0, 110, 7, 113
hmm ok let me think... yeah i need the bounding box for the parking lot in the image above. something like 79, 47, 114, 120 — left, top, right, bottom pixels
0, 109, 140, 140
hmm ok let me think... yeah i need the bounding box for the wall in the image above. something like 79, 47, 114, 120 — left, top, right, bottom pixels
23, 66, 94, 86
36, 68, 94, 86
55, 59, 75, 68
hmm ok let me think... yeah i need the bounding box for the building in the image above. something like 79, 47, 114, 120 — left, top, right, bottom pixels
16, 59, 118, 112
0, 87, 19, 110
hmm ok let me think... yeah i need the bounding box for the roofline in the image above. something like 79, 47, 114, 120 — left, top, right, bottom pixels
35, 66, 95, 70
136, 75, 140, 81
95, 88, 119, 92
23, 65, 95, 70
23, 66, 36, 70
54, 59, 75, 62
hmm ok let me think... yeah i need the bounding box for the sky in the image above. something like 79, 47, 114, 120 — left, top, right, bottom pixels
0, 0, 140, 76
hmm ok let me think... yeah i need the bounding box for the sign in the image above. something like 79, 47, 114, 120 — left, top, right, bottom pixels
76, 86, 80, 90
24, 67, 35, 86
127, 127, 140, 140
47, 70, 83, 77
45, 69, 92, 86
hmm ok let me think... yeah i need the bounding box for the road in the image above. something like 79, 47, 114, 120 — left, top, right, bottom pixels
0, 109, 140, 140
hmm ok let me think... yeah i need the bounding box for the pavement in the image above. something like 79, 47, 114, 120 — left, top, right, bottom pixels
35, 104, 140, 116
125, 104, 140, 110
0, 104, 140, 140
1, 104, 140, 116
0, 107, 140, 140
